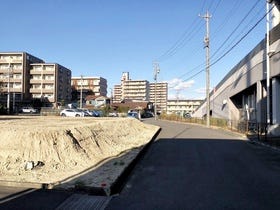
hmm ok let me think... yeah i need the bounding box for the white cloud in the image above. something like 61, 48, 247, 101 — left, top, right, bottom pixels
195, 87, 213, 94
195, 87, 206, 94
167, 78, 195, 91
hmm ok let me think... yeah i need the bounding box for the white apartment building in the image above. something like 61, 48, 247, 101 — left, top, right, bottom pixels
30, 63, 72, 105
122, 79, 149, 102
167, 99, 203, 116
113, 84, 122, 103
150, 82, 168, 112
113, 72, 168, 110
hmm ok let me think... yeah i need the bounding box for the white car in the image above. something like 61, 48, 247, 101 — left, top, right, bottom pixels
60, 109, 85, 117
21, 107, 37, 113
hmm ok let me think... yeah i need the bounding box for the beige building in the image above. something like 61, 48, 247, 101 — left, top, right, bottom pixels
150, 82, 168, 112
113, 84, 122, 103
71, 76, 107, 97
113, 72, 168, 111
167, 99, 203, 116
0, 52, 73, 111
30, 63, 72, 105
122, 79, 149, 102
0, 52, 44, 110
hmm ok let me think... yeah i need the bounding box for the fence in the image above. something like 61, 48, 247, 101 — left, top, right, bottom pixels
159, 114, 273, 141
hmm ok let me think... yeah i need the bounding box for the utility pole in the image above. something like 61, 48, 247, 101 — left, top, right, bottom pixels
200, 11, 211, 127
154, 62, 160, 120
7, 64, 11, 115
266, 1, 271, 126
80, 75, 83, 109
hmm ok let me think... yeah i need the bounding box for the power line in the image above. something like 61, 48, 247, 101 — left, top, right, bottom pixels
156, 18, 204, 62
179, 5, 273, 84
211, 0, 262, 60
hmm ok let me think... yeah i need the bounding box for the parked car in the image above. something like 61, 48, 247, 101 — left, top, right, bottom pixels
108, 112, 118, 117
141, 111, 154, 118
60, 109, 85, 117
21, 107, 37, 113
127, 111, 140, 120
78, 109, 100, 117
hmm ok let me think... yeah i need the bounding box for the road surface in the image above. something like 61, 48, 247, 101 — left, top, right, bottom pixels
1, 119, 280, 210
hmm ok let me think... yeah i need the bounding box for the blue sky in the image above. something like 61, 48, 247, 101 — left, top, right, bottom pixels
1, 0, 268, 99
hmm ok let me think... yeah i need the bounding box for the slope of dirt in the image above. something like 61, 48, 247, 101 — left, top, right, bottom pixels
0, 116, 159, 187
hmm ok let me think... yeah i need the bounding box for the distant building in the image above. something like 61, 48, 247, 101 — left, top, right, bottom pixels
85, 95, 110, 108
167, 99, 203, 116
30, 63, 71, 105
71, 76, 107, 105
0, 52, 73, 110
113, 84, 122, 103
150, 82, 168, 113
113, 72, 168, 113
122, 79, 149, 102
71, 76, 107, 96
0, 52, 44, 108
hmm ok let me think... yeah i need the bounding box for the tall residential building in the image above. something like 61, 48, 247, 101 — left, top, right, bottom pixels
71, 76, 107, 99
0, 52, 73, 110
30, 63, 72, 105
0, 52, 44, 107
150, 82, 168, 112
113, 72, 168, 110
122, 79, 149, 102
113, 84, 122, 103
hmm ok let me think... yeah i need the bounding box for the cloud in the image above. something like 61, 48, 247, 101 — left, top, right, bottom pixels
167, 78, 195, 91
195, 87, 213, 94
195, 87, 206, 94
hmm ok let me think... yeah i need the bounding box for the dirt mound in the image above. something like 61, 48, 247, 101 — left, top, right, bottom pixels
0, 116, 159, 186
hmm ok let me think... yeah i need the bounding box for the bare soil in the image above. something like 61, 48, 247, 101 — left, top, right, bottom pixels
0, 116, 159, 189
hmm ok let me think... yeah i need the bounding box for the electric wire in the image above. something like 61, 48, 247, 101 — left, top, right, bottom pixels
179, 5, 274, 84
211, 0, 262, 60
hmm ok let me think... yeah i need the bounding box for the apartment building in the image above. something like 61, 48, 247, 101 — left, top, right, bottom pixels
113, 84, 122, 103
0, 52, 73, 110
167, 99, 203, 116
122, 79, 149, 102
0, 52, 44, 109
113, 72, 168, 111
71, 77, 107, 103
150, 82, 168, 112
30, 63, 72, 105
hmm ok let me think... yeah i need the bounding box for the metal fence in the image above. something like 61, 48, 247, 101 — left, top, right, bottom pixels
159, 114, 274, 141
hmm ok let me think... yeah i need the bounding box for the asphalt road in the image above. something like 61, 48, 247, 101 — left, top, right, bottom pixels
106, 119, 280, 210
1, 119, 280, 210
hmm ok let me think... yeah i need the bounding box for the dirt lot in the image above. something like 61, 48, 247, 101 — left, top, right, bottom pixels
0, 116, 159, 190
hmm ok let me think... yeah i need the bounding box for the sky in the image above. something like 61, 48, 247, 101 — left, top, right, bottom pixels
1, 0, 269, 99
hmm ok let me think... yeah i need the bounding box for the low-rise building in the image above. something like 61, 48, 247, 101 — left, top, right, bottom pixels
71, 77, 107, 104
167, 99, 203, 116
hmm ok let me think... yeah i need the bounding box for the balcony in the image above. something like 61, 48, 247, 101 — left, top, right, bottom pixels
30, 70, 55, 75
0, 59, 22, 63
30, 79, 55, 84
30, 88, 54, 94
